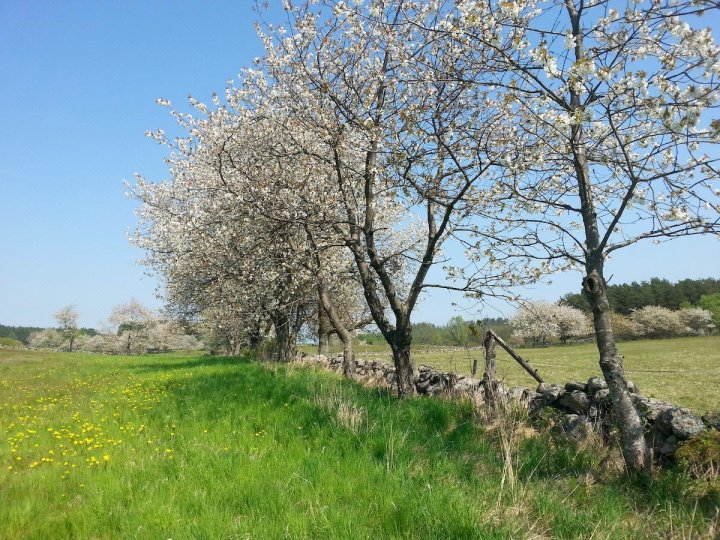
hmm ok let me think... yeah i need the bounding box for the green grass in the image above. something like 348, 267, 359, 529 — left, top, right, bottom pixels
1, 349, 718, 539
304, 336, 720, 412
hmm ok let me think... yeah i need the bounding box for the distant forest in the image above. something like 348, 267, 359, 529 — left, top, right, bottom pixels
561, 277, 720, 314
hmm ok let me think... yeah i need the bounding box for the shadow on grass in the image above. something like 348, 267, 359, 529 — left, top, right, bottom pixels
129, 355, 251, 373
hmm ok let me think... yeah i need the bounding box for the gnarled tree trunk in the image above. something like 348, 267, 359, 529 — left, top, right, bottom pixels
583, 267, 650, 471
388, 325, 415, 396
317, 296, 331, 356
317, 283, 356, 378
271, 311, 296, 363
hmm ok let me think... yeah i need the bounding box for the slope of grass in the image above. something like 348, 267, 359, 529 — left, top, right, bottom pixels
0, 349, 718, 539
305, 336, 720, 412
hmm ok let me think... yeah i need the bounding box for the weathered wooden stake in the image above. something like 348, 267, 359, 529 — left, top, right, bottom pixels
482, 331, 498, 406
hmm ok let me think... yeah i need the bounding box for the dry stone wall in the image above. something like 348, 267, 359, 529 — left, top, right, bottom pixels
297, 351, 716, 459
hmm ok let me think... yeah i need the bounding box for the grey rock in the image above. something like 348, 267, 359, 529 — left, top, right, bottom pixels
627, 380, 639, 394
593, 388, 610, 402
452, 378, 481, 396
587, 376, 608, 395
507, 387, 532, 404
588, 405, 599, 419
561, 414, 594, 442
702, 412, 720, 431
664, 408, 705, 439
565, 381, 588, 392
536, 383, 565, 404
557, 390, 591, 414
634, 396, 672, 424
658, 435, 679, 456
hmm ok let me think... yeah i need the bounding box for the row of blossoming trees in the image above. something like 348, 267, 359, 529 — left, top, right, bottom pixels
27, 301, 201, 355
510, 302, 715, 347
131, 0, 720, 471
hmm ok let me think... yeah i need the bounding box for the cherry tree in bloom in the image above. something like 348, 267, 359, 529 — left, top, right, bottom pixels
435, 0, 720, 471
132, 78, 373, 364
678, 306, 715, 336
54, 304, 80, 352
511, 301, 591, 346
108, 299, 157, 355
256, 0, 527, 394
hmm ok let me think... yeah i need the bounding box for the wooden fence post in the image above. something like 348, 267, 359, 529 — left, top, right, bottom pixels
483, 330, 498, 406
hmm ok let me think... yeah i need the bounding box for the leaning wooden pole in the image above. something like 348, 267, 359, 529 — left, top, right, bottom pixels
488, 330, 544, 384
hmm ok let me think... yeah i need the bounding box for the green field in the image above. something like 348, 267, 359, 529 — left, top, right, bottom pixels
304, 336, 720, 413
1, 349, 718, 538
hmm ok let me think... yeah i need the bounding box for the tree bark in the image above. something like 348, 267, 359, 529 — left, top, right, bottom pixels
272, 311, 296, 363
317, 296, 331, 356
583, 268, 650, 472
248, 332, 263, 354
317, 283, 356, 378
389, 325, 415, 396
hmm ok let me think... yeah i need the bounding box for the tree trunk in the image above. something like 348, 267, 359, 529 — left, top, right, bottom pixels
389, 326, 415, 396
341, 340, 356, 378
248, 332, 263, 354
584, 268, 650, 472
317, 299, 331, 356
563, 3, 649, 471
317, 283, 356, 378
272, 312, 296, 363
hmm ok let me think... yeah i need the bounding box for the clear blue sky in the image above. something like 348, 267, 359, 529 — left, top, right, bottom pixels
1, 1, 718, 329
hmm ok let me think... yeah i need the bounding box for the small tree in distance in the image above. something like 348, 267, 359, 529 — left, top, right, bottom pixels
54, 304, 80, 352
108, 299, 156, 355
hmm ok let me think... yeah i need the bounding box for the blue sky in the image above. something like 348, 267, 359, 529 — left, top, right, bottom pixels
1, 1, 718, 329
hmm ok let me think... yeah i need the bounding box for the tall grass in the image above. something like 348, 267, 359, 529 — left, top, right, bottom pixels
0, 349, 717, 538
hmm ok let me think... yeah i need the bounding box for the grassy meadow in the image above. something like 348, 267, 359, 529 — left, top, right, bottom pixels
304, 336, 720, 413
1, 348, 719, 538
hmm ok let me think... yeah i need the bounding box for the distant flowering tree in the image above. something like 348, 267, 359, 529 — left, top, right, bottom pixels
511, 302, 591, 346
678, 307, 715, 336
631, 306, 683, 339
108, 299, 156, 355
54, 304, 80, 352
609, 312, 640, 341
28, 329, 64, 350
554, 303, 593, 345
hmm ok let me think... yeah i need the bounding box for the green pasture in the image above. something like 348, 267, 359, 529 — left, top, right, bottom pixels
1, 349, 718, 538
303, 336, 720, 413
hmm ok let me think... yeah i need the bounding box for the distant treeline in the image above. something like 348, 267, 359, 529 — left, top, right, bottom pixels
358, 317, 512, 347
0, 324, 98, 345
561, 277, 720, 315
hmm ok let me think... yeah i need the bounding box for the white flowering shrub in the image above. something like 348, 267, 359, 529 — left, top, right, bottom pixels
678, 307, 715, 336
554, 304, 593, 344
511, 301, 592, 346
630, 306, 683, 338
27, 329, 64, 350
